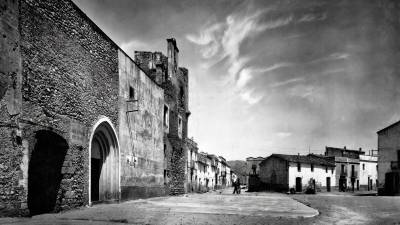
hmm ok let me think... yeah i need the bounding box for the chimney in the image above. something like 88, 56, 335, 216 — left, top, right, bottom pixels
359, 147, 362, 152
344, 146, 346, 150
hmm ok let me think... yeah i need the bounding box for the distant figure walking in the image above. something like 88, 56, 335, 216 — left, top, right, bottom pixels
233, 178, 241, 194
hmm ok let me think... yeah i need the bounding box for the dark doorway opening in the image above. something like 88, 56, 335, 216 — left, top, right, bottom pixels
326, 177, 331, 192
90, 121, 119, 203
385, 172, 399, 195
296, 177, 302, 192
90, 132, 108, 202
28, 130, 68, 216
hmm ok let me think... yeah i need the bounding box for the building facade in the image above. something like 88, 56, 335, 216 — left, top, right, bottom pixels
259, 154, 336, 192
186, 138, 198, 192
135, 39, 190, 195
377, 121, 400, 195
0, 0, 167, 216
325, 147, 364, 191
246, 157, 265, 175
359, 151, 378, 191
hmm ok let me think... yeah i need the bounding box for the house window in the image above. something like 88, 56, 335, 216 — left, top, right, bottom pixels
326, 167, 328, 173
311, 164, 314, 172
129, 86, 135, 100
178, 115, 183, 138
362, 164, 365, 170
297, 163, 301, 172
163, 144, 166, 158
331, 168, 334, 174
164, 105, 169, 132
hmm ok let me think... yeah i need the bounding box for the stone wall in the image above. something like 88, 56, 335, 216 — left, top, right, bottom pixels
378, 123, 400, 195
135, 39, 190, 195
118, 50, 165, 199
259, 157, 288, 191
1, 0, 120, 216
0, 0, 23, 216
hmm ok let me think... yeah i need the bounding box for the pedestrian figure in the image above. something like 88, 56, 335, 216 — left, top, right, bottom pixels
232, 178, 239, 194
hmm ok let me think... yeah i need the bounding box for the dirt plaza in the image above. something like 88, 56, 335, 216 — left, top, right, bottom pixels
1, 188, 399, 225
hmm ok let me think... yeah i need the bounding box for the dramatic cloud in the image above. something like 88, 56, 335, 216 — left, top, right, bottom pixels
74, 0, 400, 160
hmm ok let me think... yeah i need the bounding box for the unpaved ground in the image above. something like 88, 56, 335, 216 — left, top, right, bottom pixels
292, 193, 400, 225
0, 189, 317, 225
1, 189, 400, 225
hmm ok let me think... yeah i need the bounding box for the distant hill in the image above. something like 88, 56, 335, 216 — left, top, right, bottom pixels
227, 160, 247, 176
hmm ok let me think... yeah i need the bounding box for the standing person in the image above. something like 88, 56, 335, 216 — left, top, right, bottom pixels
232, 178, 238, 194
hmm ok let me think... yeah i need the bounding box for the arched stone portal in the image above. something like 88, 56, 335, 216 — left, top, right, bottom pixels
89, 119, 120, 203
28, 130, 68, 215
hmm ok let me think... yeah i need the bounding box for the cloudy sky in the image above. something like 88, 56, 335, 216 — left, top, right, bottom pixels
73, 0, 400, 160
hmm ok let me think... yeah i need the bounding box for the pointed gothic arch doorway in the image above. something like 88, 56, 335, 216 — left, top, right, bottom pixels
89, 118, 120, 204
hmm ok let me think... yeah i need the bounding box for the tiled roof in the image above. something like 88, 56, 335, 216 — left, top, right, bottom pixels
267, 154, 335, 167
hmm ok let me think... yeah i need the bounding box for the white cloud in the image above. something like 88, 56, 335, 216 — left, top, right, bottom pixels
186, 23, 224, 46
237, 68, 253, 88
277, 132, 292, 138
240, 89, 263, 105
270, 77, 304, 88
308, 52, 350, 64
186, 4, 295, 106
288, 84, 324, 103
261, 62, 293, 73
298, 13, 327, 23
259, 15, 293, 30
120, 39, 150, 54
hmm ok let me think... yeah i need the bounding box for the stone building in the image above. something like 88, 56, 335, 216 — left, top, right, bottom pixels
195, 152, 207, 192
0, 0, 166, 216
245, 157, 266, 191
377, 121, 400, 195
325, 146, 364, 191
246, 157, 266, 176
135, 38, 190, 195
207, 154, 219, 189
259, 154, 336, 192
218, 156, 228, 188
186, 138, 198, 192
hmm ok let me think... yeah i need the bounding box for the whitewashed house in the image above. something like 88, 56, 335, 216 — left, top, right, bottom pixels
259, 154, 336, 192
359, 151, 378, 191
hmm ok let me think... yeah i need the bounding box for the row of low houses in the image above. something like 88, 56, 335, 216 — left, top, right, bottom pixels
247, 146, 378, 193
247, 118, 400, 195
186, 138, 235, 192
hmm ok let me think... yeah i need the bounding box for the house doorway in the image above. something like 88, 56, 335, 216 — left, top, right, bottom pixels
296, 177, 302, 192
28, 130, 68, 215
90, 119, 119, 203
326, 177, 331, 192
385, 172, 399, 195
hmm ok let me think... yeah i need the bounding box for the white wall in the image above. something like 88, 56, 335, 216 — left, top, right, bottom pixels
288, 162, 336, 189
359, 155, 378, 187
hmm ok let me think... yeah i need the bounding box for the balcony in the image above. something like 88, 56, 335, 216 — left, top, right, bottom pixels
189, 160, 195, 169
350, 171, 358, 178
391, 161, 399, 170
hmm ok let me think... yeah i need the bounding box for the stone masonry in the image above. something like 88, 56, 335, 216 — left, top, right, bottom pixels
135, 39, 190, 195
0, 0, 167, 216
